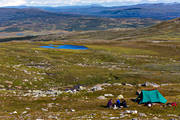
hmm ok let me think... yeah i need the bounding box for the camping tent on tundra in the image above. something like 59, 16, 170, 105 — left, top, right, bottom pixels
136, 90, 167, 104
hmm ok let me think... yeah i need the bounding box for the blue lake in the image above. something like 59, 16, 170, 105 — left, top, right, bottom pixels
40, 45, 88, 50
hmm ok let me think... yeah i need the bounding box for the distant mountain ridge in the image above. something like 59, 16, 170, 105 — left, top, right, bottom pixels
0, 8, 159, 32
8, 3, 179, 20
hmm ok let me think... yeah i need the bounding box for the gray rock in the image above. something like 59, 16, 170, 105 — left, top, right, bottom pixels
109, 117, 120, 119
91, 85, 103, 91
41, 108, 48, 112
126, 83, 133, 87
71, 109, 75, 112
113, 83, 122, 86
167, 114, 178, 117
48, 115, 58, 119
123, 110, 138, 114
22, 111, 28, 114
142, 82, 160, 88
139, 113, 147, 117
97, 96, 106, 100
153, 117, 159, 120
104, 94, 114, 97
161, 84, 169, 86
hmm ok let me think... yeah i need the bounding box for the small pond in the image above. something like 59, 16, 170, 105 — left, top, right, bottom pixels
40, 44, 88, 50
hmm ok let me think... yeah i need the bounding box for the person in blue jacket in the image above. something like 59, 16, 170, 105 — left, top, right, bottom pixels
116, 99, 121, 108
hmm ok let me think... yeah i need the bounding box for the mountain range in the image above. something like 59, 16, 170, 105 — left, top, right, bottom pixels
4, 3, 180, 20
0, 8, 159, 33
0, 3, 180, 33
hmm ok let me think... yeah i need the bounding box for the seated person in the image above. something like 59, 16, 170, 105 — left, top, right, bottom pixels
116, 99, 121, 108
121, 99, 128, 108
107, 99, 113, 108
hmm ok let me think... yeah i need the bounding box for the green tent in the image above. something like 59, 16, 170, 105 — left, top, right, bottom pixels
136, 90, 167, 104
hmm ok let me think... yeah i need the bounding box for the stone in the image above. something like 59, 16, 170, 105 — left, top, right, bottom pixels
104, 94, 114, 97
71, 109, 75, 112
161, 84, 169, 86
26, 107, 31, 110
101, 83, 111, 86
109, 117, 120, 119
139, 113, 147, 117
113, 83, 122, 86
142, 82, 160, 88
123, 110, 138, 114
41, 108, 48, 112
91, 85, 103, 91
13, 111, 17, 114
97, 96, 106, 100
167, 114, 178, 117
153, 117, 159, 120
48, 115, 58, 119
126, 83, 133, 87
22, 111, 28, 114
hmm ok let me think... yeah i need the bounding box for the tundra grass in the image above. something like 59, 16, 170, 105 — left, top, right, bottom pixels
0, 32, 180, 119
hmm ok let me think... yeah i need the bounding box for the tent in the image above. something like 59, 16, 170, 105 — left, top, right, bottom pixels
136, 90, 167, 104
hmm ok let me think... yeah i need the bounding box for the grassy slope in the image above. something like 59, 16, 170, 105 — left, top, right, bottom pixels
0, 18, 180, 119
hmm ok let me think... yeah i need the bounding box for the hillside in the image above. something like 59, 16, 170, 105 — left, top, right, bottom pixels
0, 8, 160, 33
0, 18, 180, 119
59, 18, 180, 41
39, 3, 180, 20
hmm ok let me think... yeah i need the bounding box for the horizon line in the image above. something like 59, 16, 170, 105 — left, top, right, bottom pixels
0, 2, 180, 8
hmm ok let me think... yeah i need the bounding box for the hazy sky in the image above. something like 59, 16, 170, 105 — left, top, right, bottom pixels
0, 0, 179, 7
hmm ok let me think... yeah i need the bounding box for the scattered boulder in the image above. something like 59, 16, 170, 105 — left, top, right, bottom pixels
161, 84, 169, 86
167, 114, 178, 117
104, 94, 114, 97
125, 83, 133, 87
41, 108, 48, 112
141, 82, 160, 88
113, 83, 122, 86
109, 117, 120, 119
13, 111, 17, 114
139, 113, 147, 117
153, 117, 159, 120
91, 85, 103, 91
22, 111, 28, 114
123, 110, 138, 114
71, 109, 75, 112
48, 115, 58, 119
97, 96, 107, 100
